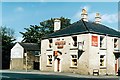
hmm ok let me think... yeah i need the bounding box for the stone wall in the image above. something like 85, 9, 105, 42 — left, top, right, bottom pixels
10, 58, 24, 70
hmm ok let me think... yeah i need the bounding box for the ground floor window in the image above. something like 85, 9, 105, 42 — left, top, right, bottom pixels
47, 55, 52, 65
71, 55, 77, 67
100, 55, 106, 67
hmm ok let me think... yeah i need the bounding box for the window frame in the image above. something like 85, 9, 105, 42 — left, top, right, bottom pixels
49, 39, 53, 48
100, 54, 106, 68
100, 36, 106, 49
71, 36, 77, 48
70, 55, 78, 67
47, 55, 52, 66
114, 38, 118, 49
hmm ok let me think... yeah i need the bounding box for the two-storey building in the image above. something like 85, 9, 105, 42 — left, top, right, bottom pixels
41, 9, 120, 75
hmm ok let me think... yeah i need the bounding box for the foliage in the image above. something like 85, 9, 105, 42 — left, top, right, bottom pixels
20, 17, 71, 43
0, 26, 16, 69
20, 25, 46, 43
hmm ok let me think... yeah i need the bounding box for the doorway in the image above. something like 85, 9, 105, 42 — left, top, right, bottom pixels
57, 58, 60, 72
33, 61, 39, 70
114, 52, 120, 74
115, 59, 118, 73
54, 58, 61, 72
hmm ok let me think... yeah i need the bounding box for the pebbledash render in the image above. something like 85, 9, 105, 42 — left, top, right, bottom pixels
40, 9, 120, 75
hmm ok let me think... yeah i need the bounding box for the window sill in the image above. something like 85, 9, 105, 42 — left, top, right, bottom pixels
46, 65, 52, 67
100, 67, 106, 69
70, 66, 77, 69
70, 48, 78, 50
114, 48, 119, 51
100, 48, 107, 50
46, 49, 53, 51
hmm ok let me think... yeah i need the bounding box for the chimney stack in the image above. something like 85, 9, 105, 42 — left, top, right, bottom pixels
81, 9, 88, 22
95, 13, 101, 24
54, 18, 61, 32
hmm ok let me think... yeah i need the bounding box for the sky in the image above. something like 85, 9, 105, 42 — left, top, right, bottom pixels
1, 2, 119, 42
1, 0, 120, 2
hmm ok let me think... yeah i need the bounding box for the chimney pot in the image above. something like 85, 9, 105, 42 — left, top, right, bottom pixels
81, 9, 88, 22
95, 13, 101, 24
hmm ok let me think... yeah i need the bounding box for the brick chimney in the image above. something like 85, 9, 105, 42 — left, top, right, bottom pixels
81, 9, 88, 22
54, 18, 61, 32
95, 13, 101, 24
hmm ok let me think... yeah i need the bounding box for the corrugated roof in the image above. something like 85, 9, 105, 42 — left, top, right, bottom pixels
44, 19, 120, 38
18, 43, 40, 51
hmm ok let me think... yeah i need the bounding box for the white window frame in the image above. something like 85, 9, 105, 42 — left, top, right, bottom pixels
100, 54, 106, 68
100, 36, 106, 49
48, 39, 53, 48
114, 38, 118, 50
70, 55, 77, 67
71, 36, 78, 48
47, 55, 52, 66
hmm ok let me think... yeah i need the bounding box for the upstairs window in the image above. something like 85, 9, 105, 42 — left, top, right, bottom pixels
100, 36, 104, 48
71, 55, 77, 67
114, 38, 118, 49
72, 36, 77, 47
49, 39, 52, 48
100, 36, 106, 49
47, 55, 52, 65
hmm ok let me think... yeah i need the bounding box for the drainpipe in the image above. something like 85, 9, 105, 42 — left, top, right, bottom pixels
106, 34, 108, 75
25, 52, 27, 72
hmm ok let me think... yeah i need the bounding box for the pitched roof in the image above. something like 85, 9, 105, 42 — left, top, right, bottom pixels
18, 43, 40, 51
45, 19, 120, 38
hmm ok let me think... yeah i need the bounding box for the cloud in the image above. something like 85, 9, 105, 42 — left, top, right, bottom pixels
16, 36, 23, 42
74, 5, 117, 24
81, 5, 90, 11
15, 7, 24, 12
102, 13, 118, 23
74, 8, 118, 24
74, 5, 90, 19
89, 13, 118, 23
88, 13, 96, 21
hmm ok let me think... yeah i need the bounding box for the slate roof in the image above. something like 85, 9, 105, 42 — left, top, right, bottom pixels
18, 43, 40, 51
45, 19, 120, 38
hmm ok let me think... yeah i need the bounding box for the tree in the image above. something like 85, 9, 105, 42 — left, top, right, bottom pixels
20, 17, 71, 43
20, 25, 45, 43
0, 26, 16, 69
40, 17, 71, 33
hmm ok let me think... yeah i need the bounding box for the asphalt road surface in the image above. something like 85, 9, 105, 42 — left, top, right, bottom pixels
0, 71, 120, 80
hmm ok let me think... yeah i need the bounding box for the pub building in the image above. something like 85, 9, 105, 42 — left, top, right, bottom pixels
40, 9, 120, 75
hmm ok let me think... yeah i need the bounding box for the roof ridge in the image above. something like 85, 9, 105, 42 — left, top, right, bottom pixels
44, 20, 120, 39
81, 19, 90, 32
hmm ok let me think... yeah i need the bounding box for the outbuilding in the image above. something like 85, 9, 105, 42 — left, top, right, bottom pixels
10, 42, 40, 70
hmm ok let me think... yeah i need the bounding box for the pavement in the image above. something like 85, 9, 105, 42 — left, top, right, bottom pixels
0, 69, 119, 79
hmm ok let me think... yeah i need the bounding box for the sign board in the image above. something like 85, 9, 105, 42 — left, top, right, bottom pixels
78, 42, 83, 50
55, 40, 66, 49
25, 53, 27, 57
92, 36, 98, 47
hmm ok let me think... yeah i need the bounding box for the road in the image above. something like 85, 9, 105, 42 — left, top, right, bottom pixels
0, 70, 120, 80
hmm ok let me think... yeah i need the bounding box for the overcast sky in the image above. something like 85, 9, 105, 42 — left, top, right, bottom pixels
1, 1, 119, 42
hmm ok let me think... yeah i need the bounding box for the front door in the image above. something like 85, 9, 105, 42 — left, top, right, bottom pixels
115, 58, 118, 73
54, 58, 61, 72
57, 58, 60, 72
